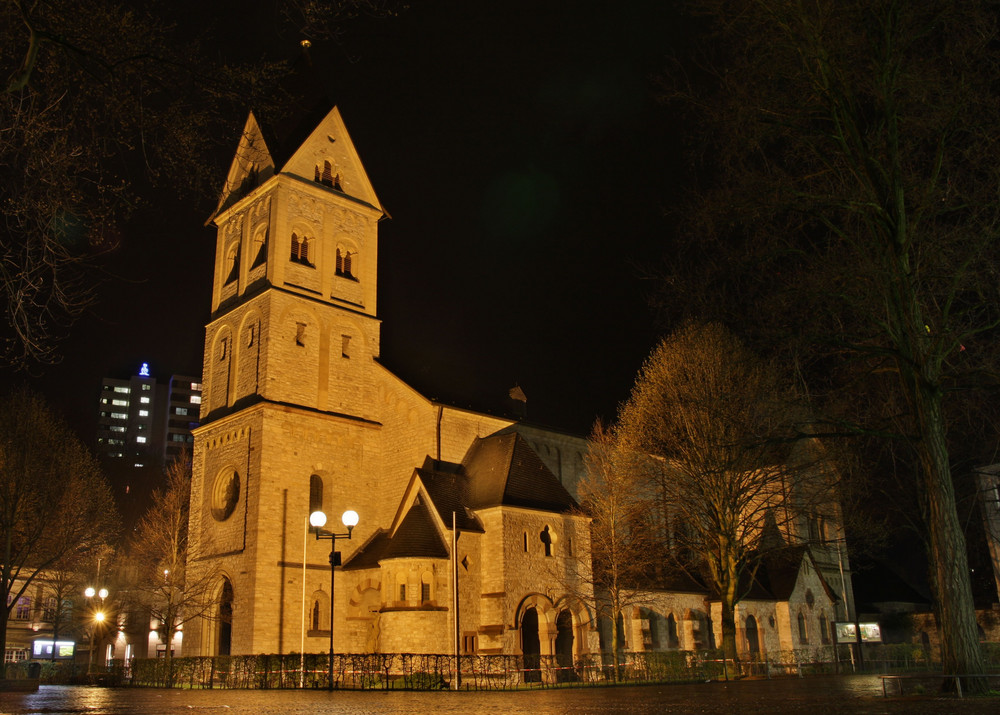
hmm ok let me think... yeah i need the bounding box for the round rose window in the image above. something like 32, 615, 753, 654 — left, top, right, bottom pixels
211, 469, 240, 521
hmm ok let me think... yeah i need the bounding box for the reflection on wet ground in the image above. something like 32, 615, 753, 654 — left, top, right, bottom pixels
0, 675, 996, 714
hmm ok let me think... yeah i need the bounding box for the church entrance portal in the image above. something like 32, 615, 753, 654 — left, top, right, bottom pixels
217, 578, 234, 656
521, 607, 541, 683
555, 610, 576, 682
745, 615, 760, 657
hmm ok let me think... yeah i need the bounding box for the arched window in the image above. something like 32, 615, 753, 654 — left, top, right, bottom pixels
336, 248, 356, 278
290, 233, 312, 266
420, 572, 432, 603
309, 475, 323, 516
309, 589, 330, 632
746, 615, 760, 654
797, 612, 808, 644
666, 613, 679, 648
819, 612, 830, 644
225, 244, 240, 284
251, 226, 267, 267
540, 526, 552, 557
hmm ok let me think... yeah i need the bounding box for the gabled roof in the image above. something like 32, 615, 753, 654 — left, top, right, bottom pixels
461, 432, 578, 513
726, 546, 838, 604
343, 497, 449, 570
344, 433, 578, 571
417, 458, 485, 533
211, 106, 385, 222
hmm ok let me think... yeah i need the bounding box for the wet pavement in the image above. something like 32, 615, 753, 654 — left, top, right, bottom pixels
0, 675, 996, 714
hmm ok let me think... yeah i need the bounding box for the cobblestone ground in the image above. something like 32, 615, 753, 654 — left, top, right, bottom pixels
0, 675, 997, 714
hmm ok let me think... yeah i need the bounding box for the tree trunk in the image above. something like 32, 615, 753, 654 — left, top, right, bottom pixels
720, 596, 740, 677
915, 386, 985, 691
0, 603, 8, 669
610, 604, 621, 682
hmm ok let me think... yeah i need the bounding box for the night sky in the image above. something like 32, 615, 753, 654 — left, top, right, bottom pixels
3, 1, 681, 444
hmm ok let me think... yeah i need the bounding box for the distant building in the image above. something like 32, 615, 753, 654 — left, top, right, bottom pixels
96, 364, 201, 468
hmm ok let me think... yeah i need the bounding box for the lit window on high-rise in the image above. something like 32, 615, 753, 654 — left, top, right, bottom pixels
140, 397, 150, 404
191, 396, 202, 404
139, 410, 149, 417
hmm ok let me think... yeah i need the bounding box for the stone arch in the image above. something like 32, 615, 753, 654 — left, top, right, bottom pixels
235, 309, 263, 400
818, 610, 830, 644
745, 614, 760, 656
207, 575, 234, 657
514, 592, 556, 629
539, 524, 556, 557
335, 239, 359, 279
309, 588, 330, 632
289, 221, 317, 266
209, 325, 234, 411
251, 222, 268, 268
665, 612, 679, 649
521, 607, 542, 683
225, 242, 240, 284
554, 610, 577, 682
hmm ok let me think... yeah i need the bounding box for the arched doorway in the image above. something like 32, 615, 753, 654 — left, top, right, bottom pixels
521, 607, 541, 683
217, 578, 234, 656
555, 610, 576, 682
745, 615, 760, 657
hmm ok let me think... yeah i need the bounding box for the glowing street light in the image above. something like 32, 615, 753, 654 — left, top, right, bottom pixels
84, 584, 109, 674
309, 509, 358, 690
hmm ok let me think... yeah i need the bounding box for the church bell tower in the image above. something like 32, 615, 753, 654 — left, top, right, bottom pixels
185, 107, 388, 655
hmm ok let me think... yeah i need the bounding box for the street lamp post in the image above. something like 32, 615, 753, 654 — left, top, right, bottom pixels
309, 508, 358, 691
83, 586, 109, 674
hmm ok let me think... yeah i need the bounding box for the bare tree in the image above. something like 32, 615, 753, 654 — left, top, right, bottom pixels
127, 454, 216, 673
573, 422, 658, 675
616, 323, 830, 669
0, 388, 118, 656
0, 0, 397, 367
658, 0, 1000, 683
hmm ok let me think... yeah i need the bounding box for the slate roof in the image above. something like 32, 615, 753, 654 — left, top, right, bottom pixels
461, 432, 578, 513
343, 432, 578, 571
717, 546, 838, 604
343, 496, 449, 570
417, 458, 485, 533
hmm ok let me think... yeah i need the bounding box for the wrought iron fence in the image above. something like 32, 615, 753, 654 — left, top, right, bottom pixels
101, 643, 1000, 690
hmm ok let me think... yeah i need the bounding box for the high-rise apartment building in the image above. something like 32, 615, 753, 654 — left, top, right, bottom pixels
96, 363, 202, 468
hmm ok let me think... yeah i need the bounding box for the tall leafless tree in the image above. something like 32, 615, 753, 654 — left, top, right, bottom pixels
0, 388, 118, 656
660, 0, 1000, 683
126, 454, 216, 673
573, 421, 658, 674
616, 323, 832, 668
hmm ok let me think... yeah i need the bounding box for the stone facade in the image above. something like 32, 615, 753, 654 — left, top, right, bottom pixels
184, 108, 597, 660
183, 107, 851, 667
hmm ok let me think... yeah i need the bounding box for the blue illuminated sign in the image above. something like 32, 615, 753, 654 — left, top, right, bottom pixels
139, 362, 150, 378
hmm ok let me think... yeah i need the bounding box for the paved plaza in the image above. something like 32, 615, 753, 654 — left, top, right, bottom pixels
1, 675, 998, 714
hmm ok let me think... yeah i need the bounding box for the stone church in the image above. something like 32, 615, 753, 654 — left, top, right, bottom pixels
182, 106, 852, 664
183, 106, 599, 660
